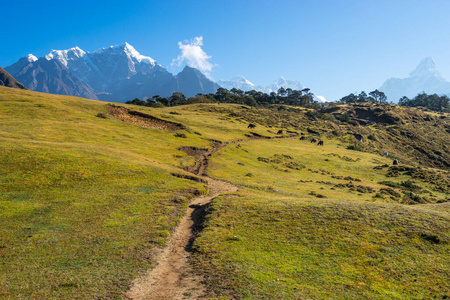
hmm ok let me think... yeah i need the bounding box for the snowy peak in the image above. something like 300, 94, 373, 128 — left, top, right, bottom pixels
270, 77, 303, 91
26, 54, 38, 63
217, 75, 255, 91
230, 75, 254, 85
380, 57, 450, 102
94, 42, 156, 66
45, 47, 86, 67
409, 57, 444, 81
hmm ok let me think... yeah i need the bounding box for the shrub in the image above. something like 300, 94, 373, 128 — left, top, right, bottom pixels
96, 112, 108, 119
347, 145, 362, 151
400, 180, 422, 191
174, 132, 187, 138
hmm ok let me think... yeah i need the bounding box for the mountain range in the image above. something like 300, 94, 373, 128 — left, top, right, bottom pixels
380, 57, 450, 102
5, 43, 327, 103
218, 76, 328, 102
5, 43, 220, 102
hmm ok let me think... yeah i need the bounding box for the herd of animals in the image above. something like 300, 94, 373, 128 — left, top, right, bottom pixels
246, 123, 400, 165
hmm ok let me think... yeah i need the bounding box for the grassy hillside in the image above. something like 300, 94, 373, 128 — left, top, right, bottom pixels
193, 137, 449, 299
0, 87, 212, 298
1, 86, 449, 299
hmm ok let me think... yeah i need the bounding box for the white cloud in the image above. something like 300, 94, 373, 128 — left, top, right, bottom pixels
171, 36, 215, 74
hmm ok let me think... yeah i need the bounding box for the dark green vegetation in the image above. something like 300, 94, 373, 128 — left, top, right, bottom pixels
126, 86, 323, 109
1, 86, 449, 299
340, 90, 450, 113
398, 92, 450, 112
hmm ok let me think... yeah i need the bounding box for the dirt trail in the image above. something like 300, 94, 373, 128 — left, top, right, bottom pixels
126, 142, 237, 300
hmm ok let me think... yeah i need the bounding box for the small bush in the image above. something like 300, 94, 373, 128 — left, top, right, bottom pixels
174, 132, 187, 138
309, 191, 326, 198
347, 145, 362, 151
401, 180, 422, 191
258, 157, 270, 163
402, 192, 427, 204
96, 112, 108, 119
379, 181, 402, 189
379, 187, 401, 198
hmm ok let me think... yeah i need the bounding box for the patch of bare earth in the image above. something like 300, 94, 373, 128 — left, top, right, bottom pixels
108, 105, 185, 131
126, 142, 237, 300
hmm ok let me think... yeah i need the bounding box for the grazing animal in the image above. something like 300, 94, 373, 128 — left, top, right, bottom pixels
383, 151, 389, 157
317, 140, 324, 146
299, 136, 306, 140
393, 159, 399, 165
248, 123, 256, 129
311, 138, 318, 143
277, 129, 283, 134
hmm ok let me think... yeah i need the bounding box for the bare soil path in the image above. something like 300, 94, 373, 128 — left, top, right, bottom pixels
126, 142, 238, 300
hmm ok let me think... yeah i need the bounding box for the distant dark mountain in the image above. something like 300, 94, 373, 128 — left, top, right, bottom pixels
168, 66, 220, 97
380, 57, 450, 102
5, 43, 219, 102
0, 67, 27, 89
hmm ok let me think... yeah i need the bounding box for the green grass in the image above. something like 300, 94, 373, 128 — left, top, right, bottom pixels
194, 192, 449, 299
0, 87, 210, 298
1, 87, 449, 299
192, 136, 450, 299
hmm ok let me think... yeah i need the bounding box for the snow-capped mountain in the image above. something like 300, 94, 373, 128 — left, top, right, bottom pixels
218, 76, 328, 102
380, 57, 450, 102
217, 76, 256, 91
5, 43, 219, 101
259, 77, 304, 93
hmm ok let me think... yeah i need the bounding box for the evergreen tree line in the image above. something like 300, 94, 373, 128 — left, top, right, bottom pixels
127, 87, 450, 113
126, 87, 324, 109
398, 93, 450, 112
339, 90, 449, 112
339, 89, 388, 104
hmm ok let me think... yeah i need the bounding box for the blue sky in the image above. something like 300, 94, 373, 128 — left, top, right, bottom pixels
2, 0, 450, 100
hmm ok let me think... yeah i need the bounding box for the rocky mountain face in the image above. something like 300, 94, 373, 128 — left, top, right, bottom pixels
0, 67, 27, 89
5, 43, 219, 102
169, 66, 220, 97
380, 57, 450, 102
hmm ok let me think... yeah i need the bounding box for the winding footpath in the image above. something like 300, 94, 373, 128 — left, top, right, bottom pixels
126, 142, 238, 300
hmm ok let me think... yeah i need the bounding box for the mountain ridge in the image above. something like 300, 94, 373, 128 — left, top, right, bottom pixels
0, 67, 28, 89
380, 57, 450, 102
5, 43, 219, 102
